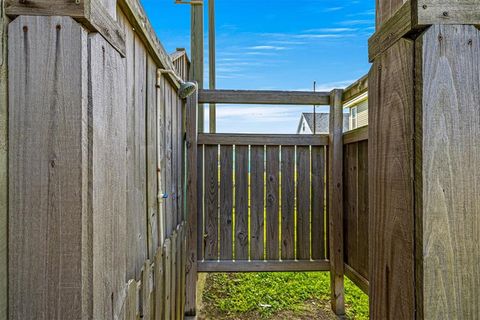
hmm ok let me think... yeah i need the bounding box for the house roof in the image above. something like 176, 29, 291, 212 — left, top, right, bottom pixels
298, 113, 350, 134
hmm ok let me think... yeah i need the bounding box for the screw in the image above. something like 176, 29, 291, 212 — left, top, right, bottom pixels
422, 4, 427, 9
443, 11, 449, 17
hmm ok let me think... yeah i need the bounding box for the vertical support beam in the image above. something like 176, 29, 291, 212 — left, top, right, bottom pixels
185, 89, 198, 316
208, 0, 216, 133
190, 3, 204, 133
0, 2, 8, 319
370, 1, 480, 319
328, 89, 345, 316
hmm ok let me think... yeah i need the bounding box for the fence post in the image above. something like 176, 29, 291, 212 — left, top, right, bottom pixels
328, 88, 345, 316
184, 88, 198, 316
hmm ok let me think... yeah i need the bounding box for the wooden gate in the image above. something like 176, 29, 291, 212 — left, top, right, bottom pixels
196, 134, 330, 272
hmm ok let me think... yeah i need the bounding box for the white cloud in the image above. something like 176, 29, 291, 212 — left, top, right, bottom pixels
248, 45, 287, 51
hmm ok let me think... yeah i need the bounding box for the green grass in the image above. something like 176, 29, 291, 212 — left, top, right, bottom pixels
202, 272, 369, 319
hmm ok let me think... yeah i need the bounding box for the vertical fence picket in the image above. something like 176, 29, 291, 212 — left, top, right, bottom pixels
250, 145, 265, 260
204, 145, 219, 260
296, 146, 311, 260
281, 146, 295, 260
266, 146, 280, 261
235, 145, 249, 260
220, 145, 234, 260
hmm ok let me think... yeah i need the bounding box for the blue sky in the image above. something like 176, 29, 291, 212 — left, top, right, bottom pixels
141, 0, 375, 133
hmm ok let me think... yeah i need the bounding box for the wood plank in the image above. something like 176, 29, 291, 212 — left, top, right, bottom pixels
311, 146, 326, 260
0, 3, 8, 318
343, 143, 358, 270
175, 227, 182, 319
196, 145, 204, 261
369, 0, 413, 62
198, 260, 331, 273
147, 56, 159, 259
125, 280, 139, 320
345, 264, 369, 295
219, 145, 234, 260
328, 89, 345, 316
89, 33, 128, 320
171, 87, 178, 230
117, 0, 180, 89
342, 74, 368, 103
280, 146, 295, 260
6, 0, 126, 57
170, 232, 177, 319
154, 247, 164, 320
198, 89, 330, 105
127, 33, 148, 279
413, 0, 480, 26
265, 146, 280, 260
208, 0, 216, 134
5, 0, 86, 17
250, 145, 265, 260
8, 16, 88, 319
141, 261, 153, 320
415, 24, 480, 319
184, 92, 198, 316
204, 145, 219, 260
296, 146, 310, 260
356, 141, 369, 279
234, 145, 249, 260
164, 81, 173, 236
343, 126, 369, 145
156, 70, 166, 246
198, 133, 329, 146
163, 239, 172, 320
190, 3, 204, 132
376, 0, 408, 30
369, 38, 414, 320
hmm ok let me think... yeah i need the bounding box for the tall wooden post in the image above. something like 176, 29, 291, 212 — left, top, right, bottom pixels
328, 89, 345, 316
184, 90, 198, 316
208, 0, 216, 133
369, 1, 480, 318
0, 2, 8, 318
190, 2, 204, 133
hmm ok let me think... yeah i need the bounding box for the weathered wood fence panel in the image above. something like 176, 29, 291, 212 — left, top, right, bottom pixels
196, 134, 329, 270
7, 3, 189, 318
342, 127, 369, 294
8, 16, 89, 319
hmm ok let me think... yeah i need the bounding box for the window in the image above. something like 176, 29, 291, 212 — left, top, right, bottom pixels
351, 106, 358, 130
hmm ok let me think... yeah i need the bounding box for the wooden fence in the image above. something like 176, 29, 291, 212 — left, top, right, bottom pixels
196, 134, 330, 271
6, 0, 189, 318
342, 126, 369, 294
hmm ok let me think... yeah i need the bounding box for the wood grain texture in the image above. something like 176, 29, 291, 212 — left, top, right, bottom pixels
126, 30, 148, 280
235, 145, 249, 260
343, 143, 358, 271
198, 260, 330, 273
198, 89, 330, 106
184, 92, 198, 316
154, 247, 165, 320
204, 145, 219, 260
164, 76, 173, 236
376, 0, 408, 30
343, 126, 369, 145
328, 89, 345, 316
219, 145, 234, 260
0, 2, 8, 318
141, 260, 153, 320
146, 56, 158, 260
250, 145, 265, 260
198, 133, 328, 146
356, 141, 369, 279
196, 145, 204, 261
414, 0, 480, 25
89, 33, 128, 320
163, 238, 172, 320
8, 16, 88, 319
369, 39, 415, 320
416, 24, 480, 319
5, 0, 86, 17
190, 2, 204, 132
125, 280, 139, 320
156, 72, 166, 246
311, 146, 326, 260
296, 146, 310, 260
265, 146, 280, 260
281, 146, 295, 260
342, 74, 368, 103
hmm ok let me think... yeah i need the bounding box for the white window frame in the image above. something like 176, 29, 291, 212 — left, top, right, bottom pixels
351, 106, 358, 130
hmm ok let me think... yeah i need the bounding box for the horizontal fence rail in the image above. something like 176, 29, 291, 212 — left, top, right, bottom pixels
196, 134, 330, 272
198, 89, 331, 105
